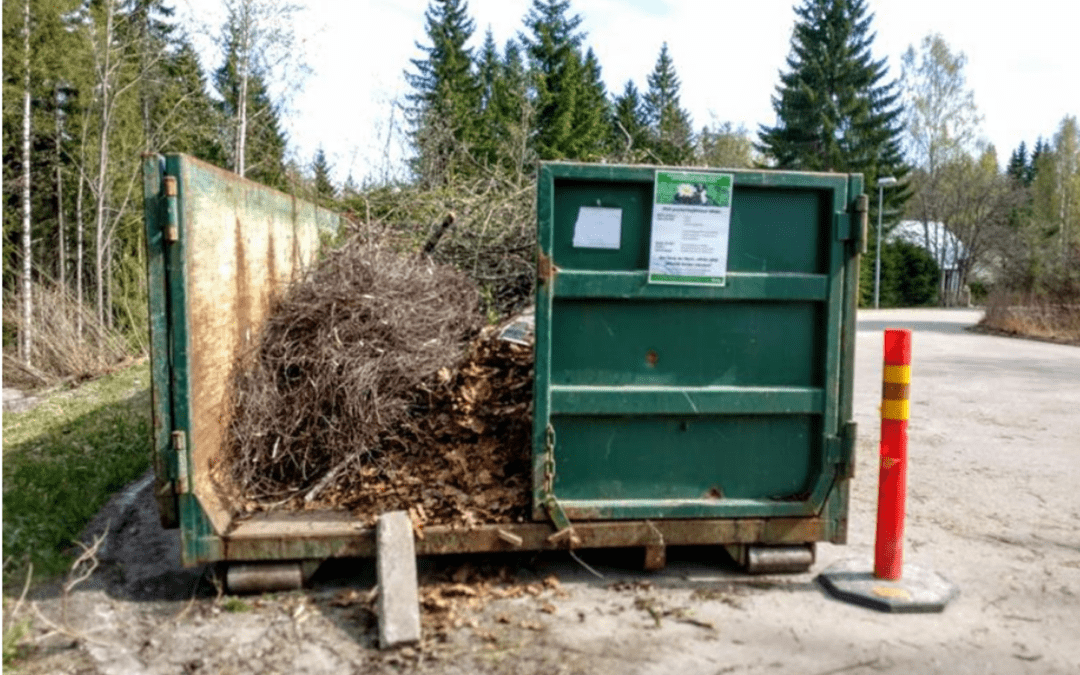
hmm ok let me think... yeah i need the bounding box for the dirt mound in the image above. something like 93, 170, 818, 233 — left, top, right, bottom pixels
222, 238, 533, 525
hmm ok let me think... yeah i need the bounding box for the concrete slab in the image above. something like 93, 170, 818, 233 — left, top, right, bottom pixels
818, 558, 959, 613
376, 510, 421, 648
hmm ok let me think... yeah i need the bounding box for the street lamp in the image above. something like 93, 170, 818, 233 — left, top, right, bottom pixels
874, 176, 898, 309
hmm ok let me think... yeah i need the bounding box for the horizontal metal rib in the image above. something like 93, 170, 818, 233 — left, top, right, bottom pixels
552, 270, 829, 301
550, 385, 824, 415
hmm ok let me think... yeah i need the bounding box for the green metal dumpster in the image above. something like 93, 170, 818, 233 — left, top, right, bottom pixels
143, 154, 864, 580
531, 162, 865, 556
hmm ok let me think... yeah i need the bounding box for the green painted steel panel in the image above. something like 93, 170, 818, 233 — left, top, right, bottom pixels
551, 414, 821, 501
551, 299, 824, 387
141, 155, 178, 527
533, 162, 863, 525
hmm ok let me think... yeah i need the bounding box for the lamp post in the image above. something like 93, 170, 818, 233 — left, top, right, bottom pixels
874, 176, 898, 309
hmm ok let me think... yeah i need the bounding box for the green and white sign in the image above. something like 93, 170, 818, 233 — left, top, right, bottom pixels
648, 170, 734, 285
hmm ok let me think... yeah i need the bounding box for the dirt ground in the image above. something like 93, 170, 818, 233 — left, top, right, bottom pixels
11, 308, 1080, 674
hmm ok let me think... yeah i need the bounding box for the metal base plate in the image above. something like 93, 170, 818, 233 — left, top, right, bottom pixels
818, 559, 959, 613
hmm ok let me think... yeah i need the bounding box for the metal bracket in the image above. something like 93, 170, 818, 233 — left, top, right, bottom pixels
164, 175, 179, 242
544, 495, 580, 548
835, 194, 869, 253
853, 193, 869, 254
172, 430, 189, 494
824, 424, 856, 482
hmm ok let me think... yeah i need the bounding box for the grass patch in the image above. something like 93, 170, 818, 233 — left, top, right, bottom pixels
220, 596, 251, 613
2, 613, 31, 667
2, 361, 153, 589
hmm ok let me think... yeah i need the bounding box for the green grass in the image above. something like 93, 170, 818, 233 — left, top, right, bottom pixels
2, 361, 153, 588
220, 596, 251, 613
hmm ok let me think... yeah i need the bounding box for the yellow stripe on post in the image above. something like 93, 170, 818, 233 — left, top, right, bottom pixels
883, 365, 911, 384
881, 399, 910, 420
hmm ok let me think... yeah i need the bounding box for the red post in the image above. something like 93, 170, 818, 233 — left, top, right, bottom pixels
875, 329, 911, 580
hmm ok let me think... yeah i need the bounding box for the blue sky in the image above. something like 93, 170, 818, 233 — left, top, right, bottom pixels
176, 0, 1080, 184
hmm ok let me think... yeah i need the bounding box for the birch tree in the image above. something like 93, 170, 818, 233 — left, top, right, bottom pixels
21, 0, 33, 363
215, 0, 304, 182
901, 34, 982, 303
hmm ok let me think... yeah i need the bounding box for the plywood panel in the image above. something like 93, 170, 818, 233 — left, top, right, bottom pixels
178, 156, 339, 533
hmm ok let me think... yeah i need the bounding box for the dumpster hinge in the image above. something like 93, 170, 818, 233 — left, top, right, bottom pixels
831, 421, 857, 480
853, 193, 869, 254
541, 424, 579, 548
163, 175, 179, 242
172, 430, 190, 494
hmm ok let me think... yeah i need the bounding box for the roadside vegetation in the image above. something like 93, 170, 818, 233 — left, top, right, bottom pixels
981, 285, 1080, 344
2, 360, 152, 589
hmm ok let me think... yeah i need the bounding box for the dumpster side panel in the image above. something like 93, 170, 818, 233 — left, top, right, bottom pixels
158, 154, 340, 560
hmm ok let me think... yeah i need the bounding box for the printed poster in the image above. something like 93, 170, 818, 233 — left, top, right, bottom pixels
648, 170, 734, 285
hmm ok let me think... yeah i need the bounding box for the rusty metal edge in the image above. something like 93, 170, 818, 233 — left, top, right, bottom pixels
222, 517, 825, 562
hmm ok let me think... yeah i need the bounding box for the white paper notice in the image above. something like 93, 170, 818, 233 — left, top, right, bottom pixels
572, 206, 622, 249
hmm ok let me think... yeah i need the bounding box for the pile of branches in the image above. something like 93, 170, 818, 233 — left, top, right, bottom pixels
223, 237, 482, 507
350, 175, 536, 318
223, 236, 535, 525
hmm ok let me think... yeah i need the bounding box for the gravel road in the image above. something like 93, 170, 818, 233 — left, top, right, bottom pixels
15, 308, 1080, 674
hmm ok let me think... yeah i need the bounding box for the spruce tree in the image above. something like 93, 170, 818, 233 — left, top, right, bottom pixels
474, 28, 503, 167
312, 147, 335, 200
757, 0, 907, 185
520, 0, 606, 160
642, 42, 694, 165
214, 15, 289, 190
474, 34, 531, 172
1006, 141, 1028, 184
568, 48, 610, 160
1028, 137, 1048, 186
477, 28, 500, 111
158, 38, 227, 165
404, 0, 479, 185
612, 80, 648, 160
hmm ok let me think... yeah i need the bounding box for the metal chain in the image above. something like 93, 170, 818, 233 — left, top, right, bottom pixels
542, 423, 556, 495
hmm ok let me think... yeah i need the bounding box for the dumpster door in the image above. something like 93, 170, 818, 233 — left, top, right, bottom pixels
533, 163, 862, 528
142, 154, 341, 561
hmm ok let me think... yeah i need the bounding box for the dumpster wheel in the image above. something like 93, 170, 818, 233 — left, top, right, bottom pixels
725, 544, 815, 574
225, 561, 318, 594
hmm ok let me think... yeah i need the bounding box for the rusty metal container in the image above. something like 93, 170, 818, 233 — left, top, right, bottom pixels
143, 155, 863, 573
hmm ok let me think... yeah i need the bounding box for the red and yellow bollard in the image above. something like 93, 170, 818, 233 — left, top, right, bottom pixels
875, 329, 911, 580
818, 327, 957, 612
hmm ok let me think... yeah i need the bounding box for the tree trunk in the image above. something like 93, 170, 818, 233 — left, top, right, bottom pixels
57, 87, 66, 290
21, 0, 33, 365
95, 0, 115, 328
77, 169, 85, 337
237, 58, 248, 178
104, 238, 113, 330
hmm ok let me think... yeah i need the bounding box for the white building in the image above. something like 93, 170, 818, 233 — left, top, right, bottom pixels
886, 220, 974, 305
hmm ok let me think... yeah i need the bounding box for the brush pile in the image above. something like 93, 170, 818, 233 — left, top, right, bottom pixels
222, 236, 534, 525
